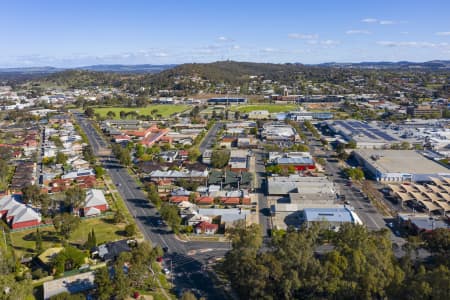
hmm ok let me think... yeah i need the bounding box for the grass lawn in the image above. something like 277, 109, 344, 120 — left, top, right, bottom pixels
70, 216, 126, 245
230, 104, 298, 113
94, 105, 189, 119
10, 216, 126, 257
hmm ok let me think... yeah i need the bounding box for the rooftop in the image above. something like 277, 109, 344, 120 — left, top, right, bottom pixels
355, 149, 450, 174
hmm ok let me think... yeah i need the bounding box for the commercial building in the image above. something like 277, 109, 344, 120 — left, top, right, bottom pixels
354, 149, 450, 182
261, 123, 298, 141
267, 175, 335, 196
268, 152, 315, 171
228, 149, 249, 172
303, 207, 362, 228
326, 120, 409, 149
407, 105, 442, 118
397, 213, 449, 233
388, 179, 450, 214
207, 98, 247, 105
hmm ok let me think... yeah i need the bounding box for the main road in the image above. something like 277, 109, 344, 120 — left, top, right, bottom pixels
73, 112, 230, 299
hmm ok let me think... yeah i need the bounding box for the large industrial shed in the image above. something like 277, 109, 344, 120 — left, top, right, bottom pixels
353, 149, 450, 182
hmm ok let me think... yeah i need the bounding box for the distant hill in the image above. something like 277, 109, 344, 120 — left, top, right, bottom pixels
316, 60, 450, 70
0, 64, 176, 74
147, 61, 306, 85
77, 64, 176, 73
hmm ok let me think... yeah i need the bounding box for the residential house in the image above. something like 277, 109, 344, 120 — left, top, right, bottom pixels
195, 221, 218, 234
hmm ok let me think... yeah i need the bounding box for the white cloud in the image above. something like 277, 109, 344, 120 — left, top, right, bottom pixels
217, 36, 228, 41
288, 33, 319, 39
377, 41, 449, 48
321, 40, 340, 46
232, 45, 240, 50
436, 32, 450, 36
379, 20, 396, 25
262, 47, 276, 52
400, 31, 409, 35
346, 30, 371, 35
154, 52, 169, 57
361, 18, 378, 23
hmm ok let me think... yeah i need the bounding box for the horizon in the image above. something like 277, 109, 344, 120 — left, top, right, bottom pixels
1, 0, 449, 68
1, 59, 450, 70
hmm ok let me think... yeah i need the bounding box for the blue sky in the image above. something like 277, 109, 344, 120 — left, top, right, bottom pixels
1, 0, 449, 67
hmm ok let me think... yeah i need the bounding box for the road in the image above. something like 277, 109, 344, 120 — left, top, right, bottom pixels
199, 122, 222, 152
73, 113, 230, 299
252, 149, 271, 236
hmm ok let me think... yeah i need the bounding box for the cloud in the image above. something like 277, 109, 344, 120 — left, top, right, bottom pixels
377, 41, 449, 48
361, 18, 378, 23
321, 40, 340, 46
379, 20, 396, 25
262, 47, 276, 52
361, 18, 403, 25
346, 30, 371, 35
288, 33, 319, 39
436, 32, 450, 36
217, 36, 234, 42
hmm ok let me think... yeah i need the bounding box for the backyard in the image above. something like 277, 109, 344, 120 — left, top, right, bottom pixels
9, 215, 126, 257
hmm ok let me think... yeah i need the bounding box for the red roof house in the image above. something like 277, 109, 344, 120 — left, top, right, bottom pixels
195, 221, 218, 235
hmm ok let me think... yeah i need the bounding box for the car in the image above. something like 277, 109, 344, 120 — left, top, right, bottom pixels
162, 268, 170, 275
162, 246, 169, 253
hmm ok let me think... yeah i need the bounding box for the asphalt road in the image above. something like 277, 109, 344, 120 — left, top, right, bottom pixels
253, 149, 271, 236
199, 122, 222, 153
73, 113, 230, 299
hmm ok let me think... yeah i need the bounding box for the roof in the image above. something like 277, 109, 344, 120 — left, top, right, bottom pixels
198, 208, 249, 223
85, 206, 101, 216
355, 150, 450, 175
303, 207, 355, 223
84, 189, 108, 208
399, 214, 449, 231
268, 175, 335, 196
97, 239, 131, 261
195, 221, 218, 231
12, 206, 41, 224
43, 271, 95, 299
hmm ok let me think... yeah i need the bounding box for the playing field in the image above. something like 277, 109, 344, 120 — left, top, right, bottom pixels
94, 104, 189, 119
230, 104, 298, 113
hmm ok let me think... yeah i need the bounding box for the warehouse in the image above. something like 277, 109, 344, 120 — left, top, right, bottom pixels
354, 149, 450, 182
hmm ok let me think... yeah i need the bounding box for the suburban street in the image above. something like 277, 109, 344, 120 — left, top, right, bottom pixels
73, 112, 231, 299
199, 122, 222, 152
252, 149, 271, 236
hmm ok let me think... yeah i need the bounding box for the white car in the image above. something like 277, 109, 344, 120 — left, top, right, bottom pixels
162, 268, 171, 275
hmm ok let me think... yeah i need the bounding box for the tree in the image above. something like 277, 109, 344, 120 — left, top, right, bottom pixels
64, 186, 86, 210
94, 166, 105, 178
53, 213, 81, 240
113, 210, 126, 224
52, 245, 87, 275
346, 140, 357, 149
85, 229, 97, 250
125, 224, 137, 237
21, 184, 41, 206
211, 149, 230, 168
344, 167, 365, 181
147, 183, 162, 208
95, 267, 114, 300
106, 111, 116, 119
55, 151, 68, 164
181, 291, 197, 300
35, 228, 43, 253
160, 203, 182, 233
84, 107, 94, 118
188, 148, 201, 162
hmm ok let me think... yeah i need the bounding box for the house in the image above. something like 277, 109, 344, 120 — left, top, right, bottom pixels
195, 221, 218, 234
202, 150, 213, 164
0, 195, 41, 229
82, 189, 108, 216
92, 239, 134, 261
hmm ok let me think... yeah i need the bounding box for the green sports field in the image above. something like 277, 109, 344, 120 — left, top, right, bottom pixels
230, 104, 298, 113
94, 104, 189, 119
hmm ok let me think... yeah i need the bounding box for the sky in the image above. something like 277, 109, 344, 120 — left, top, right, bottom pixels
1, 0, 449, 67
